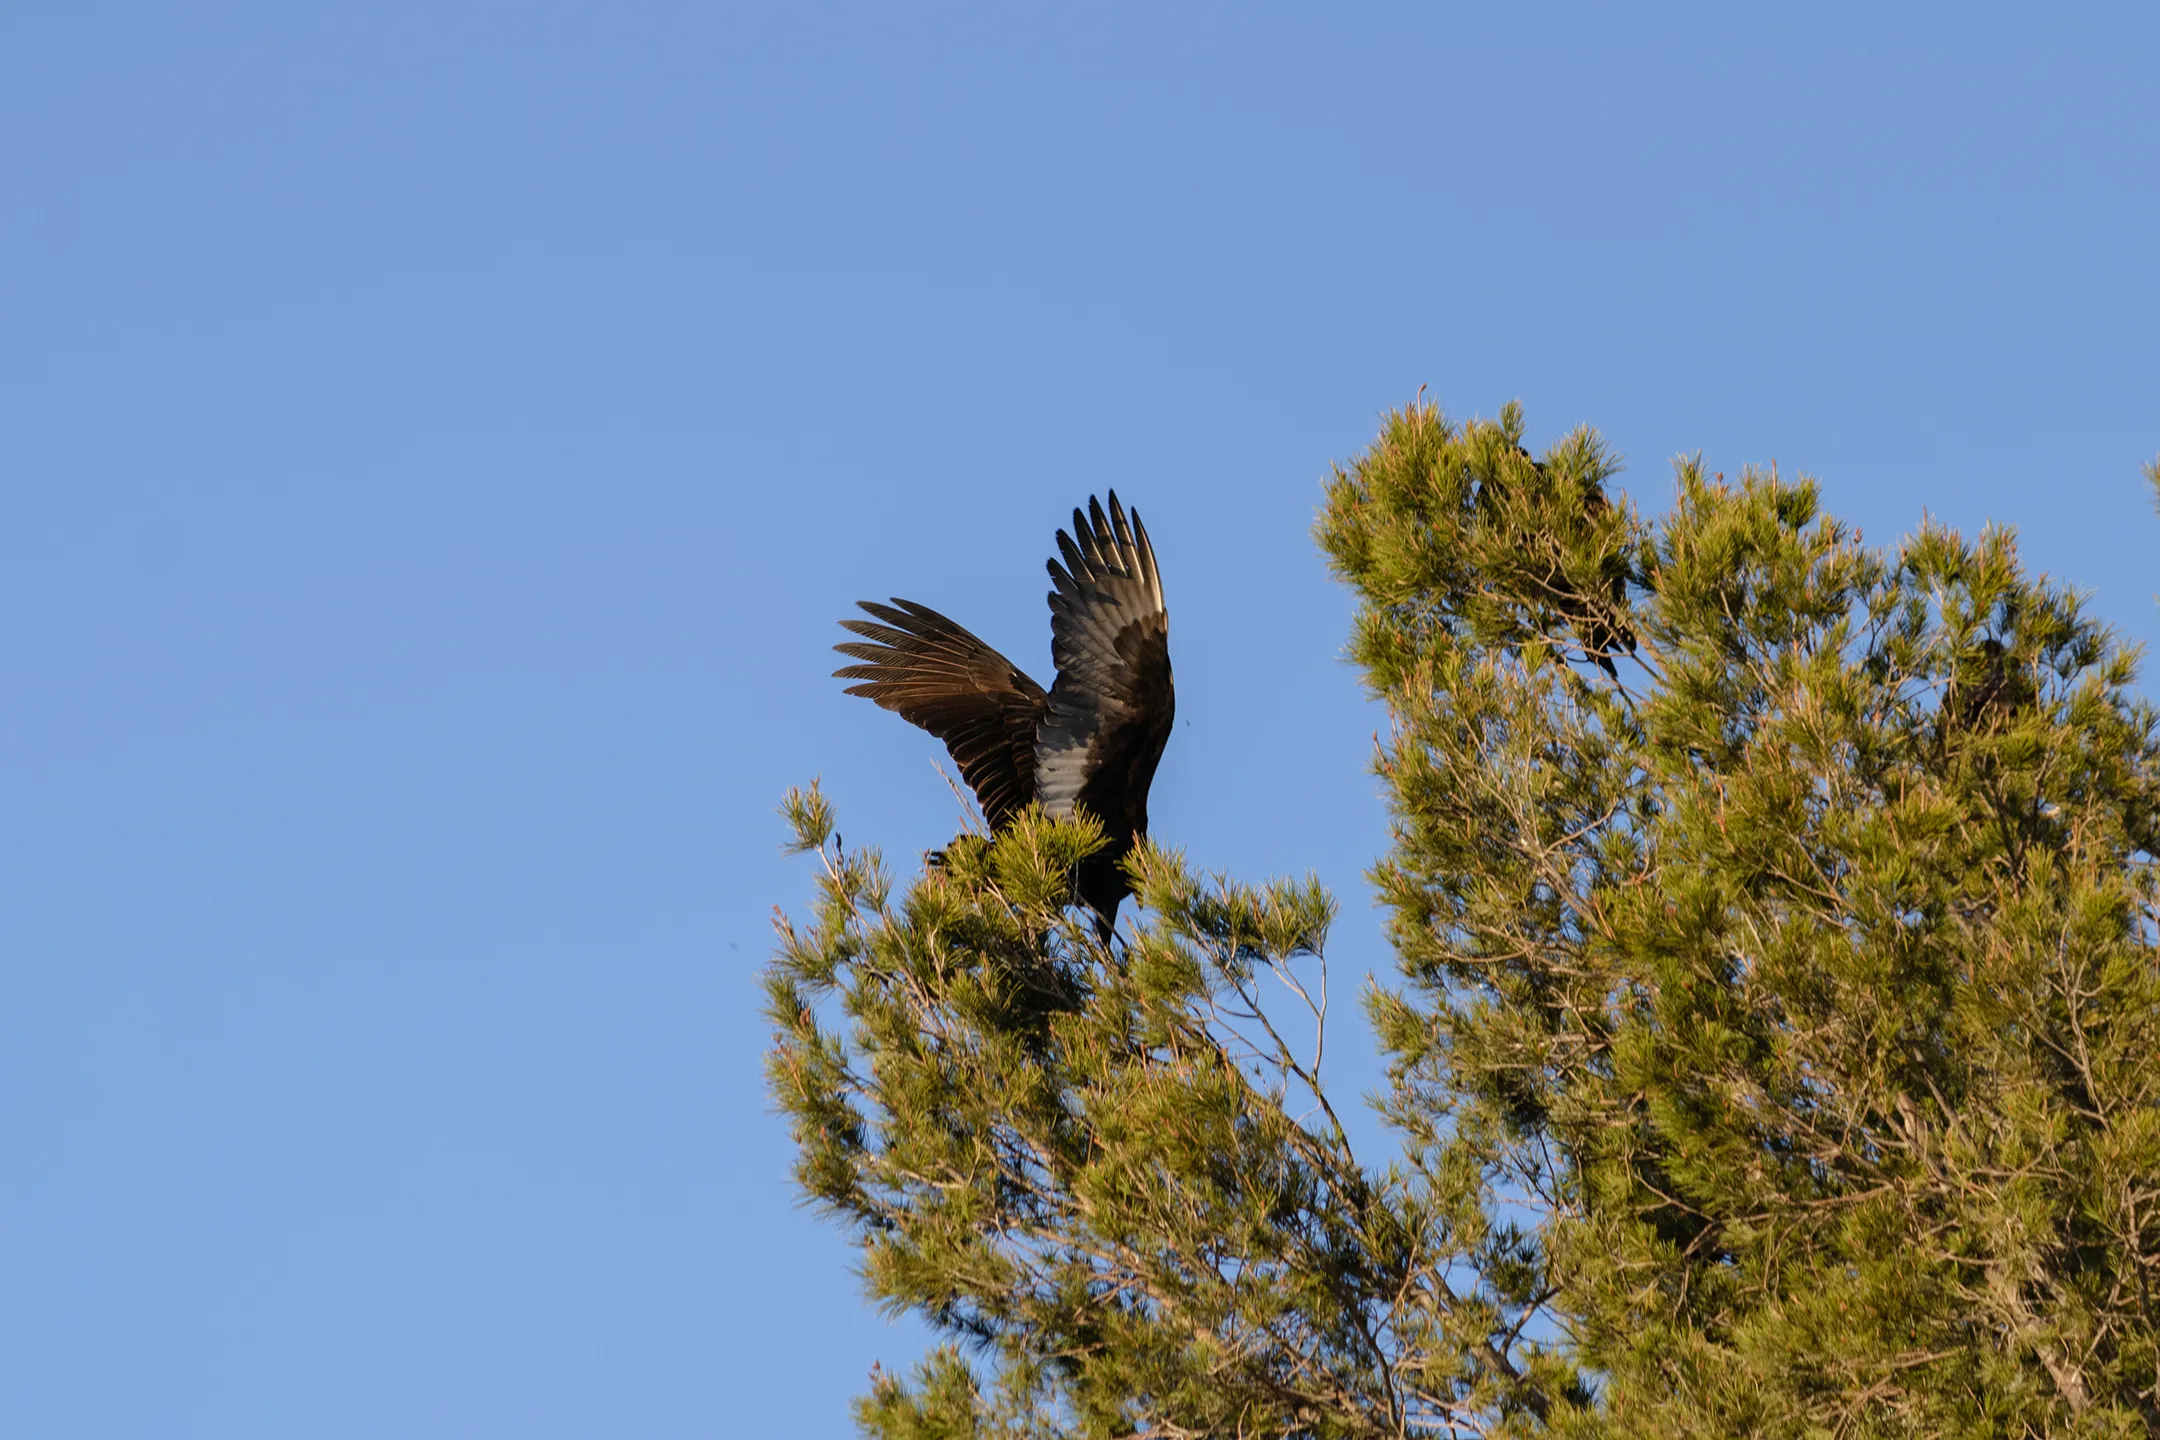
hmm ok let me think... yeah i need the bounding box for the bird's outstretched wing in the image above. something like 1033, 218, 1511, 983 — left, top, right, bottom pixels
1037, 493, 1174, 835
834, 599, 1048, 829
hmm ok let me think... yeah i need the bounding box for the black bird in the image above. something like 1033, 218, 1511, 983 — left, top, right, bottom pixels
1939, 636, 2030, 741
1495, 442, 1634, 678
833, 493, 1174, 936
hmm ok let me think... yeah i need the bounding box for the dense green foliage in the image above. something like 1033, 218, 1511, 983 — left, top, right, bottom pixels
767, 796, 1569, 1435
1325, 404, 2160, 1436
769, 401, 2160, 1437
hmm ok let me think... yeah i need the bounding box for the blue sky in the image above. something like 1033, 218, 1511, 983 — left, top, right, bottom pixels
6, 4, 2157, 1435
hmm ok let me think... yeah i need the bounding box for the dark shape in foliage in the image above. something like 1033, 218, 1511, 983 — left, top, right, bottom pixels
1938, 634, 2032, 740
834, 493, 1174, 934
1503, 442, 1635, 677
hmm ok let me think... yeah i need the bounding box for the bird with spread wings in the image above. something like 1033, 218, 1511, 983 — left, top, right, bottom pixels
832, 493, 1174, 936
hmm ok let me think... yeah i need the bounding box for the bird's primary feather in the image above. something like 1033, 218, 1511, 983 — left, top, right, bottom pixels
832, 598, 1048, 829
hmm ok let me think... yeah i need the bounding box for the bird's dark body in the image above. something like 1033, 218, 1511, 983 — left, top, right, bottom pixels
832, 493, 1173, 936
1496, 442, 1634, 677
1939, 637, 2028, 742
1066, 623, 1173, 922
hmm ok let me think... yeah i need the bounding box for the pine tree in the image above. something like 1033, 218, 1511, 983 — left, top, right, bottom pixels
769, 401, 2160, 1437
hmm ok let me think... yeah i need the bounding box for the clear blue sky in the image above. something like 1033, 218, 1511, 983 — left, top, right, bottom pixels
6, 4, 2157, 1435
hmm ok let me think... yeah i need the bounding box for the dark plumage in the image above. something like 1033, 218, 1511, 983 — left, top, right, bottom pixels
1496, 442, 1634, 678
1939, 636, 2030, 742
1568, 475, 1635, 680
833, 493, 1174, 935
